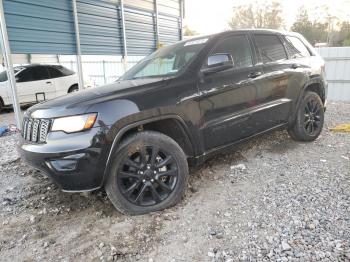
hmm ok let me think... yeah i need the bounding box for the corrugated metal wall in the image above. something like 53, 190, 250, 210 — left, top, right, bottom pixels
158, 0, 181, 46
3, 0, 182, 56
77, 0, 123, 55
316, 47, 350, 102
3, 0, 76, 54
124, 7, 156, 55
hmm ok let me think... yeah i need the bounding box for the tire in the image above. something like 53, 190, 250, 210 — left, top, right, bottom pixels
288, 91, 325, 141
0, 98, 3, 112
68, 84, 79, 93
105, 131, 189, 215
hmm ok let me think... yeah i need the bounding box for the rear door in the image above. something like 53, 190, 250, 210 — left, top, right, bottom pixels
250, 33, 294, 131
47, 66, 66, 98
16, 66, 54, 103
198, 33, 264, 151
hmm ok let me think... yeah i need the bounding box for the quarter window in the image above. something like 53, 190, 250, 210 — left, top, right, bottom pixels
48, 67, 64, 78
255, 34, 287, 63
285, 36, 310, 58
57, 66, 75, 76
206, 35, 253, 69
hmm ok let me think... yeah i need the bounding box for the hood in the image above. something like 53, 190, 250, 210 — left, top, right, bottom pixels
27, 77, 170, 119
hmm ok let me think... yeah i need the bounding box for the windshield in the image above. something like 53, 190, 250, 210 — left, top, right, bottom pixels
0, 67, 23, 82
120, 38, 209, 80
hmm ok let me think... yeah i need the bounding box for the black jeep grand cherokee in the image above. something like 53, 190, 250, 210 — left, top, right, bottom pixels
19, 29, 327, 215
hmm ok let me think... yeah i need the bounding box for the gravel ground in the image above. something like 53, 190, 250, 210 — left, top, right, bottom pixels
0, 102, 349, 262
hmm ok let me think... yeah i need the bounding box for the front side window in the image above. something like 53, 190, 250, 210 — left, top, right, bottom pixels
0, 67, 24, 82
255, 34, 287, 63
16, 67, 50, 82
16, 68, 34, 82
284, 36, 310, 58
205, 35, 253, 69
120, 38, 208, 80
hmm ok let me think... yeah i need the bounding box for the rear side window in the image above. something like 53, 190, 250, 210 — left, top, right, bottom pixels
16, 68, 34, 82
284, 36, 310, 58
206, 34, 253, 69
255, 34, 287, 63
32, 67, 50, 81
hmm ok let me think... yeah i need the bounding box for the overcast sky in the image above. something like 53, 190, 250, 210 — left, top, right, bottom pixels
184, 0, 350, 35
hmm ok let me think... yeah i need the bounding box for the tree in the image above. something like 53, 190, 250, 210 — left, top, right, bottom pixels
291, 7, 328, 45
183, 25, 199, 36
338, 21, 350, 46
228, 1, 284, 30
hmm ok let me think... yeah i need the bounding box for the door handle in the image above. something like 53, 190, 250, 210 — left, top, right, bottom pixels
46, 81, 52, 84
248, 71, 262, 78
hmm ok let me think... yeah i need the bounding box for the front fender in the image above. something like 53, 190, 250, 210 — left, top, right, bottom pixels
100, 112, 194, 187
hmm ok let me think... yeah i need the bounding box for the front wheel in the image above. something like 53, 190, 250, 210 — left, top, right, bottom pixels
105, 131, 189, 215
288, 91, 325, 141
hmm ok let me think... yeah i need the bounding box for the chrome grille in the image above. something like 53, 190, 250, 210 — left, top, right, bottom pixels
22, 118, 51, 143
39, 120, 50, 143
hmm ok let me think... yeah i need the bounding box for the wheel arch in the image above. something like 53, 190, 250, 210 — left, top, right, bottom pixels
289, 78, 326, 126
101, 114, 196, 186
68, 83, 78, 93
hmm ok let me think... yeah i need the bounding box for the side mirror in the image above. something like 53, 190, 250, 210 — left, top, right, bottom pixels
15, 76, 19, 82
201, 53, 234, 75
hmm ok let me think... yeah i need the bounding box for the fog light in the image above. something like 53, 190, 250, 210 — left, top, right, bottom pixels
50, 159, 78, 172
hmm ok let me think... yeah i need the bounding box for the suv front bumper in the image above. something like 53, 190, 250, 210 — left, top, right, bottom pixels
18, 126, 111, 192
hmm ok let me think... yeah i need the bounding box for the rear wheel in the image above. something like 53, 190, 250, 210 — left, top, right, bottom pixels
68, 84, 79, 93
105, 131, 189, 215
288, 91, 324, 141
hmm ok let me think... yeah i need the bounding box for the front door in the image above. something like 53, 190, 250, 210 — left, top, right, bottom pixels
198, 34, 263, 151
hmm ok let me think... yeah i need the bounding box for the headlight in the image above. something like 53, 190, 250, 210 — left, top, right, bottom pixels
51, 113, 97, 133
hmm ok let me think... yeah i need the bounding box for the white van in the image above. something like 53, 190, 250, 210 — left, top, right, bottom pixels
0, 64, 79, 110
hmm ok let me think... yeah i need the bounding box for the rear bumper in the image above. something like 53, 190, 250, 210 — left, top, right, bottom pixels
18, 126, 111, 192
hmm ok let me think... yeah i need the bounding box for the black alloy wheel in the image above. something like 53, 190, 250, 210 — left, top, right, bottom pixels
105, 131, 188, 215
288, 91, 324, 141
303, 98, 322, 135
117, 145, 178, 206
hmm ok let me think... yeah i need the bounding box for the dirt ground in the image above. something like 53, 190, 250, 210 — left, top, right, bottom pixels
0, 102, 349, 262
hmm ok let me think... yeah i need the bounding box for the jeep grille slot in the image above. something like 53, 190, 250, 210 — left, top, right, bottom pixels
22, 118, 51, 143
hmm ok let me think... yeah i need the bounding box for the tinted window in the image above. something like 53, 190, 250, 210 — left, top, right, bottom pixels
206, 35, 253, 69
56, 66, 75, 76
48, 67, 64, 78
33, 67, 50, 80
16, 67, 49, 82
255, 34, 287, 63
0, 67, 23, 82
17, 68, 34, 82
285, 36, 310, 58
